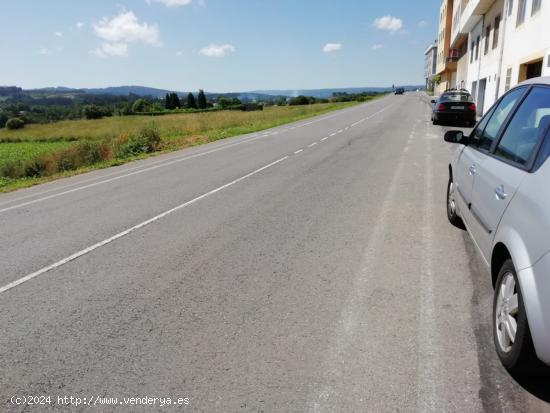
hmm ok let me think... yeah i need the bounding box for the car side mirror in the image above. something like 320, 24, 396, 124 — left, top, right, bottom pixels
444, 130, 468, 145
430, 99, 436, 104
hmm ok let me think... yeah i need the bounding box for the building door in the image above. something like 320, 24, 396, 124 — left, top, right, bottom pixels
477, 78, 487, 116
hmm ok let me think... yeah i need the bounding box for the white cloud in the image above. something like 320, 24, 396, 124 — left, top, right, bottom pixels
199, 43, 235, 57
92, 42, 129, 58
322, 43, 342, 53
418, 20, 427, 27
176, 51, 183, 56
76, 22, 85, 30
146, 0, 193, 6
373, 15, 403, 32
55, 31, 63, 37
92, 10, 161, 58
372, 44, 383, 50
39, 48, 51, 55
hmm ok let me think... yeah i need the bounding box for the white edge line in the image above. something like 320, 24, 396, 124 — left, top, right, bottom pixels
0, 134, 271, 214
0, 156, 289, 294
0, 99, 385, 211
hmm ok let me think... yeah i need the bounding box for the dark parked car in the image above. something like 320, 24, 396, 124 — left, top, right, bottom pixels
431, 89, 477, 126
394, 87, 405, 95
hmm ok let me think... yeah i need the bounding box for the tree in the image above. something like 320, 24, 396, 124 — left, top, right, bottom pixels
197, 89, 207, 109
164, 93, 173, 110
132, 99, 149, 113
186, 93, 197, 109
172, 93, 181, 109
82, 104, 105, 119
5, 117, 24, 130
165, 93, 181, 110
289, 95, 311, 106
218, 96, 242, 109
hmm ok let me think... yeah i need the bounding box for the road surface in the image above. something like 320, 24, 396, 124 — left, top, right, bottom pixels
1, 94, 548, 412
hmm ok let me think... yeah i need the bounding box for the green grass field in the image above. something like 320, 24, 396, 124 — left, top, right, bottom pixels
0, 101, 364, 192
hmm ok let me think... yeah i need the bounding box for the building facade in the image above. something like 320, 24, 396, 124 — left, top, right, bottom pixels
434, 0, 550, 114
424, 42, 438, 91
435, 0, 456, 95
499, 0, 550, 93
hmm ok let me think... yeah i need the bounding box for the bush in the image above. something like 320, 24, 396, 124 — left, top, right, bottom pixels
289, 95, 314, 106
5, 117, 25, 130
115, 125, 161, 158
82, 105, 106, 120
132, 99, 149, 113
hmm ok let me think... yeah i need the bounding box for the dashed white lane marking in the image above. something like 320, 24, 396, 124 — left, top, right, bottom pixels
0, 156, 289, 294
308, 142, 318, 148
0, 133, 273, 214
321, 137, 329, 142
0, 101, 391, 213
294, 149, 304, 154
329, 132, 338, 137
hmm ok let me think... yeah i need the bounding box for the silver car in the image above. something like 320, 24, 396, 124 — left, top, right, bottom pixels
444, 77, 550, 373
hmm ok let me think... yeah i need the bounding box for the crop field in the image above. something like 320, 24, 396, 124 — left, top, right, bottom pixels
0, 103, 358, 143
0, 141, 74, 165
0, 101, 364, 191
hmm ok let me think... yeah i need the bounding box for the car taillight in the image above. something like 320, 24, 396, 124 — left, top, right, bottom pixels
437, 103, 446, 111
468, 103, 476, 112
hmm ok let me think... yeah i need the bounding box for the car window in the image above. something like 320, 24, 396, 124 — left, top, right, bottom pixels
441, 92, 471, 102
470, 87, 524, 151
534, 132, 550, 170
495, 87, 550, 166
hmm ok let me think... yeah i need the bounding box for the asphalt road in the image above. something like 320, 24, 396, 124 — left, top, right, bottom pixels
1, 94, 549, 412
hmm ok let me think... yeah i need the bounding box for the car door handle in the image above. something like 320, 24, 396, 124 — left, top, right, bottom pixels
495, 185, 508, 200
469, 165, 477, 175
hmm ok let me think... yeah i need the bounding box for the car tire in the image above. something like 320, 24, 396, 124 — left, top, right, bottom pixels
446, 178, 465, 229
493, 259, 538, 374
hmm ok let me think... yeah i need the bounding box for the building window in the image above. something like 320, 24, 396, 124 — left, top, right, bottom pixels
484, 25, 491, 55
470, 41, 475, 63
508, 0, 514, 16
532, 0, 541, 14
475, 36, 480, 60
493, 15, 501, 49
517, 0, 526, 25
505, 68, 513, 91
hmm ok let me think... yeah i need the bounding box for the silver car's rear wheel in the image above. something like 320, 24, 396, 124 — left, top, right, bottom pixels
493, 259, 538, 373
495, 272, 519, 353
446, 178, 465, 229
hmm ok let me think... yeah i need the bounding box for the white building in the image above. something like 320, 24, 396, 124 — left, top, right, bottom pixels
424, 41, 438, 90
499, 0, 550, 92
449, 0, 550, 114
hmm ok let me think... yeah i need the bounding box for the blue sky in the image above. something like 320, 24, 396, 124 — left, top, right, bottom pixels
0, 0, 440, 92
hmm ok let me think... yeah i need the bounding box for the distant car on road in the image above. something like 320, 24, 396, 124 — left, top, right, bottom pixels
432, 89, 477, 126
394, 88, 405, 95
444, 77, 550, 374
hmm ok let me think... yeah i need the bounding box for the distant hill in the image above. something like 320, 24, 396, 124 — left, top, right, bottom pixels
23, 84, 424, 100
27, 86, 285, 101
252, 86, 424, 98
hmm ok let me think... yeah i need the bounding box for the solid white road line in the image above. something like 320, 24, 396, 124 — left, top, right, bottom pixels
0, 156, 289, 294
0, 134, 270, 214
0, 100, 389, 213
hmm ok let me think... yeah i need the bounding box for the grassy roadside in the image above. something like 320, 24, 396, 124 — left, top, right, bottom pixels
0, 100, 366, 193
